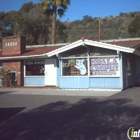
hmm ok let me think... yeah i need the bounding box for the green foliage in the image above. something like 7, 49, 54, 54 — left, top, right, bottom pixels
56, 20, 68, 43
40, 0, 70, 44
0, 69, 12, 87
128, 14, 140, 37
64, 12, 140, 42
0, 69, 19, 87
41, 0, 70, 17
0, 1, 140, 47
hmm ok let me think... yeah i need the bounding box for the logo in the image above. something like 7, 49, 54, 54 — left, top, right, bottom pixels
127, 127, 140, 140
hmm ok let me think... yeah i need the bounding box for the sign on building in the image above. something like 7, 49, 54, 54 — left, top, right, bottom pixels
90, 57, 120, 77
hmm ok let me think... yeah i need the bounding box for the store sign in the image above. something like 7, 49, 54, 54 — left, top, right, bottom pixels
90, 58, 120, 77
26, 60, 45, 65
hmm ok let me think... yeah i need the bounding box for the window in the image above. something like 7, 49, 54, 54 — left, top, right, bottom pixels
25, 60, 45, 76
8, 71, 17, 82
61, 47, 87, 57
136, 57, 140, 75
61, 46, 120, 77
62, 59, 88, 76
126, 58, 131, 76
10, 72, 16, 81
90, 47, 116, 56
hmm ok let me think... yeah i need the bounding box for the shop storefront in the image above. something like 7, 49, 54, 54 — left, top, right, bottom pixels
57, 46, 122, 89
47, 38, 140, 90
1, 36, 140, 90
24, 59, 57, 86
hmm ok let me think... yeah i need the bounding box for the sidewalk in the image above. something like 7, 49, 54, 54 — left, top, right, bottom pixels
108, 86, 140, 106
0, 88, 120, 97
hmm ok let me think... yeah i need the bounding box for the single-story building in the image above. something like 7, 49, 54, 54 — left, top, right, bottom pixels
0, 36, 140, 90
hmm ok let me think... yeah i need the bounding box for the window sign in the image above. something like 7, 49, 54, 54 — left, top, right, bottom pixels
62, 59, 88, 76
26, 60, 45, 65
26, 60, 45, 76
90, 58, 120, 77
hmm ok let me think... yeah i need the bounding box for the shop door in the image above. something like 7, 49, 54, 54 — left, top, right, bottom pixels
45, 59, 57, 86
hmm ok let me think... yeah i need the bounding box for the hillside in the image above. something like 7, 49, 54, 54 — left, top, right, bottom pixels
0, 3, 140, 47
63, 12, 140, 42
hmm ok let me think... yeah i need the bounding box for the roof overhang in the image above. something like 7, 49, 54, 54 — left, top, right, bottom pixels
84, 39, 135, 53
0, 54, 47, 60
1, 39, 140, 60
47, 40, 84, 57
47, 39, 137, 57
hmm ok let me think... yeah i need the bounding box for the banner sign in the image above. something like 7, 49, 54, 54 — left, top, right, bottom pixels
26, 60, 45, 65
90, 58, 120, 77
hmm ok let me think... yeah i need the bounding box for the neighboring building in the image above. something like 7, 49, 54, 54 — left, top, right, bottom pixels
0, 36, 140, 90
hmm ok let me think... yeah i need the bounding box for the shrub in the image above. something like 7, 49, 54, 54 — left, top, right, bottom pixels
0, 69, 13, 87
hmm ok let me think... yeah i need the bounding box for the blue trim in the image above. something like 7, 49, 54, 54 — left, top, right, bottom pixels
60, 77, 89, 89
57, 58, 60, 87
59, 76, 122, 89
119, 53, 123, 89
24, 77, 45, 86
89, 77, 121, 88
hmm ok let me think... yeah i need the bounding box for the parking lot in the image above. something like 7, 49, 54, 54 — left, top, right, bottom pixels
0, 87, 140, 140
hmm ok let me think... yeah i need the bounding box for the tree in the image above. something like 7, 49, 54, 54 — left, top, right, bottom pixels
83, 15, 93, 22
56, 20, 68, 43
16, 2, 50, 45
128, 14, 140, 37
21, 5, 50, 45
41, 0, 70, 44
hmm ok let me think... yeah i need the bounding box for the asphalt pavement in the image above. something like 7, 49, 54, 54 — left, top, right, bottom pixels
0, 87, 140, 140
0, 88, 116, 112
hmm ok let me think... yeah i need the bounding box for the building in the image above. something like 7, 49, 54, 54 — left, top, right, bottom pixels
0, 36, 140, 90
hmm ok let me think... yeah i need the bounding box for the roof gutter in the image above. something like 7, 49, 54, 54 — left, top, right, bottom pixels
0, 53, 47, 60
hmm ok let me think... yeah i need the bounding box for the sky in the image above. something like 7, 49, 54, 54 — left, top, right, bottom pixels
0, 0, 140, 21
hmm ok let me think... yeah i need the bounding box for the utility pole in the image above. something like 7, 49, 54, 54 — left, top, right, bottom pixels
98, 18, 101, 41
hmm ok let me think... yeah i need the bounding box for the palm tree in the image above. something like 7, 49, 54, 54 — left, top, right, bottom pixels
41, 0, 70, 44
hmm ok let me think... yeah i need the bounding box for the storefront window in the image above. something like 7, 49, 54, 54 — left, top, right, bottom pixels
61, 46, 119, 77
61, 47, 87, 57
26, 60, 45, 76
126, 58, 131, 76
136, 57, 140, 75
90, 57, 120, 77
62, 59, 88, 76
90, 47, 116, 56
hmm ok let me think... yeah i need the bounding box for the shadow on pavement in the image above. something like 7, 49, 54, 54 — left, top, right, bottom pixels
0, 98, 140, 140
0, 90, 16, 95
0, 107, 26, 122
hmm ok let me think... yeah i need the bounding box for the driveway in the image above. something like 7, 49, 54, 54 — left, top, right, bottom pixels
0, 87, 140, 140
